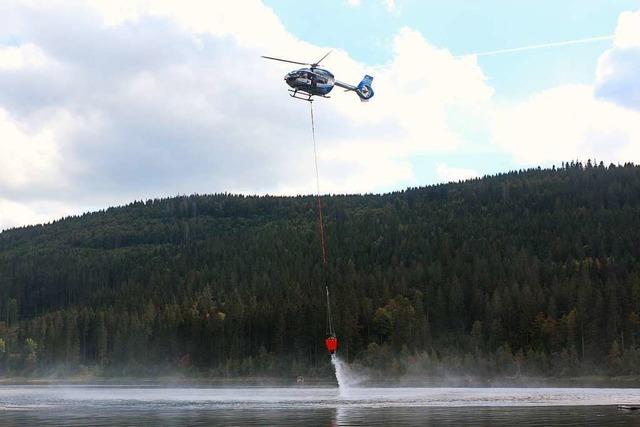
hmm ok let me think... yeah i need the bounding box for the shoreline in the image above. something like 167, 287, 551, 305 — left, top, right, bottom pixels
1, 375, 639, 388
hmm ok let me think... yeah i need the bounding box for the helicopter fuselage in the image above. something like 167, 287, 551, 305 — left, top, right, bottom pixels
285, 67, 335, 97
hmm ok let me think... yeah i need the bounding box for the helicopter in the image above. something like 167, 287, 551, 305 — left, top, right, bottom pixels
261, 51, 374, 102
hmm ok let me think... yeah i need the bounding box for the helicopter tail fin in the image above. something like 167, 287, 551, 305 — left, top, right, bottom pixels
356, 75, 374, 102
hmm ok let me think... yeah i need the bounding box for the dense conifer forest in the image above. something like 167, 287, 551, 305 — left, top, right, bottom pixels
2, 161, 640, 380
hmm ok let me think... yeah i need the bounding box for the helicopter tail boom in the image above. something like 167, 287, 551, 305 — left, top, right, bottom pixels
335, 75, 374, 102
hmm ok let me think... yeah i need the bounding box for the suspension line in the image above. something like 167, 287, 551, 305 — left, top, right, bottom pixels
310, 101, 334, 337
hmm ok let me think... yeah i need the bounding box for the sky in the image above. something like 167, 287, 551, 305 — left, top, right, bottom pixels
0, 0, 639, 230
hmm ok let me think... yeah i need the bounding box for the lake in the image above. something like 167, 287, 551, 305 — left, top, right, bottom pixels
1, 386, 640, 426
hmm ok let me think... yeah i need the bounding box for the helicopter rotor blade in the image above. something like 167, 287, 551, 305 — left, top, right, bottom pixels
261, 55, 310, 66
311, 50, 332, 67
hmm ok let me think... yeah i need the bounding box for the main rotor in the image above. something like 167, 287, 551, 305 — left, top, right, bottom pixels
261, 50, 332, 69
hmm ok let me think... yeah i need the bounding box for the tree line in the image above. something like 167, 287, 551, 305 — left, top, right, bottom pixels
1, 161, 640, 379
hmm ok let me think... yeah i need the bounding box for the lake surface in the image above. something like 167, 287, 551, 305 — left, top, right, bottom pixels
2, 386, 640, 426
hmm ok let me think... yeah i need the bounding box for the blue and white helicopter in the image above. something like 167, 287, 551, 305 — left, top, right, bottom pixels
262, 51, 374, 102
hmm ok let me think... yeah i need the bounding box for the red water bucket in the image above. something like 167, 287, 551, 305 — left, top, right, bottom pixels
325, 336, 338, 354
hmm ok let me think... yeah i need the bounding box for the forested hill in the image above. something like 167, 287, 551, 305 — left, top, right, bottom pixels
2, 161, 640, 379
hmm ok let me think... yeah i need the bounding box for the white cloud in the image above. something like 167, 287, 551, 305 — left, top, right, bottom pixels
0, 0, 491, 230
436, 163, 478, 183
492, 8, 640, 166
89, 0, 300, 53
612, 10, 640, 48
0, 107, 67, 191
0, 198, 74, 230
383, 0, 397, 13
595, 9, 640, 110
491, 85, 640, 165
0, 43, 46, 70
344, 0, 394, 11
327, 27, 492, 156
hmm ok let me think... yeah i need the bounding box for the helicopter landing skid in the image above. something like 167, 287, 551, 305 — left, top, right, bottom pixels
288, 89, 330, 102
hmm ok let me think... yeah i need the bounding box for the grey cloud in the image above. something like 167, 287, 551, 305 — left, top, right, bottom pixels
595, 47, 640, 111
0, 2, 382, 213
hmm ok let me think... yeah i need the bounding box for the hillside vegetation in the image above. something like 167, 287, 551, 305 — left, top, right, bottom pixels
1, 161, 640, 379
